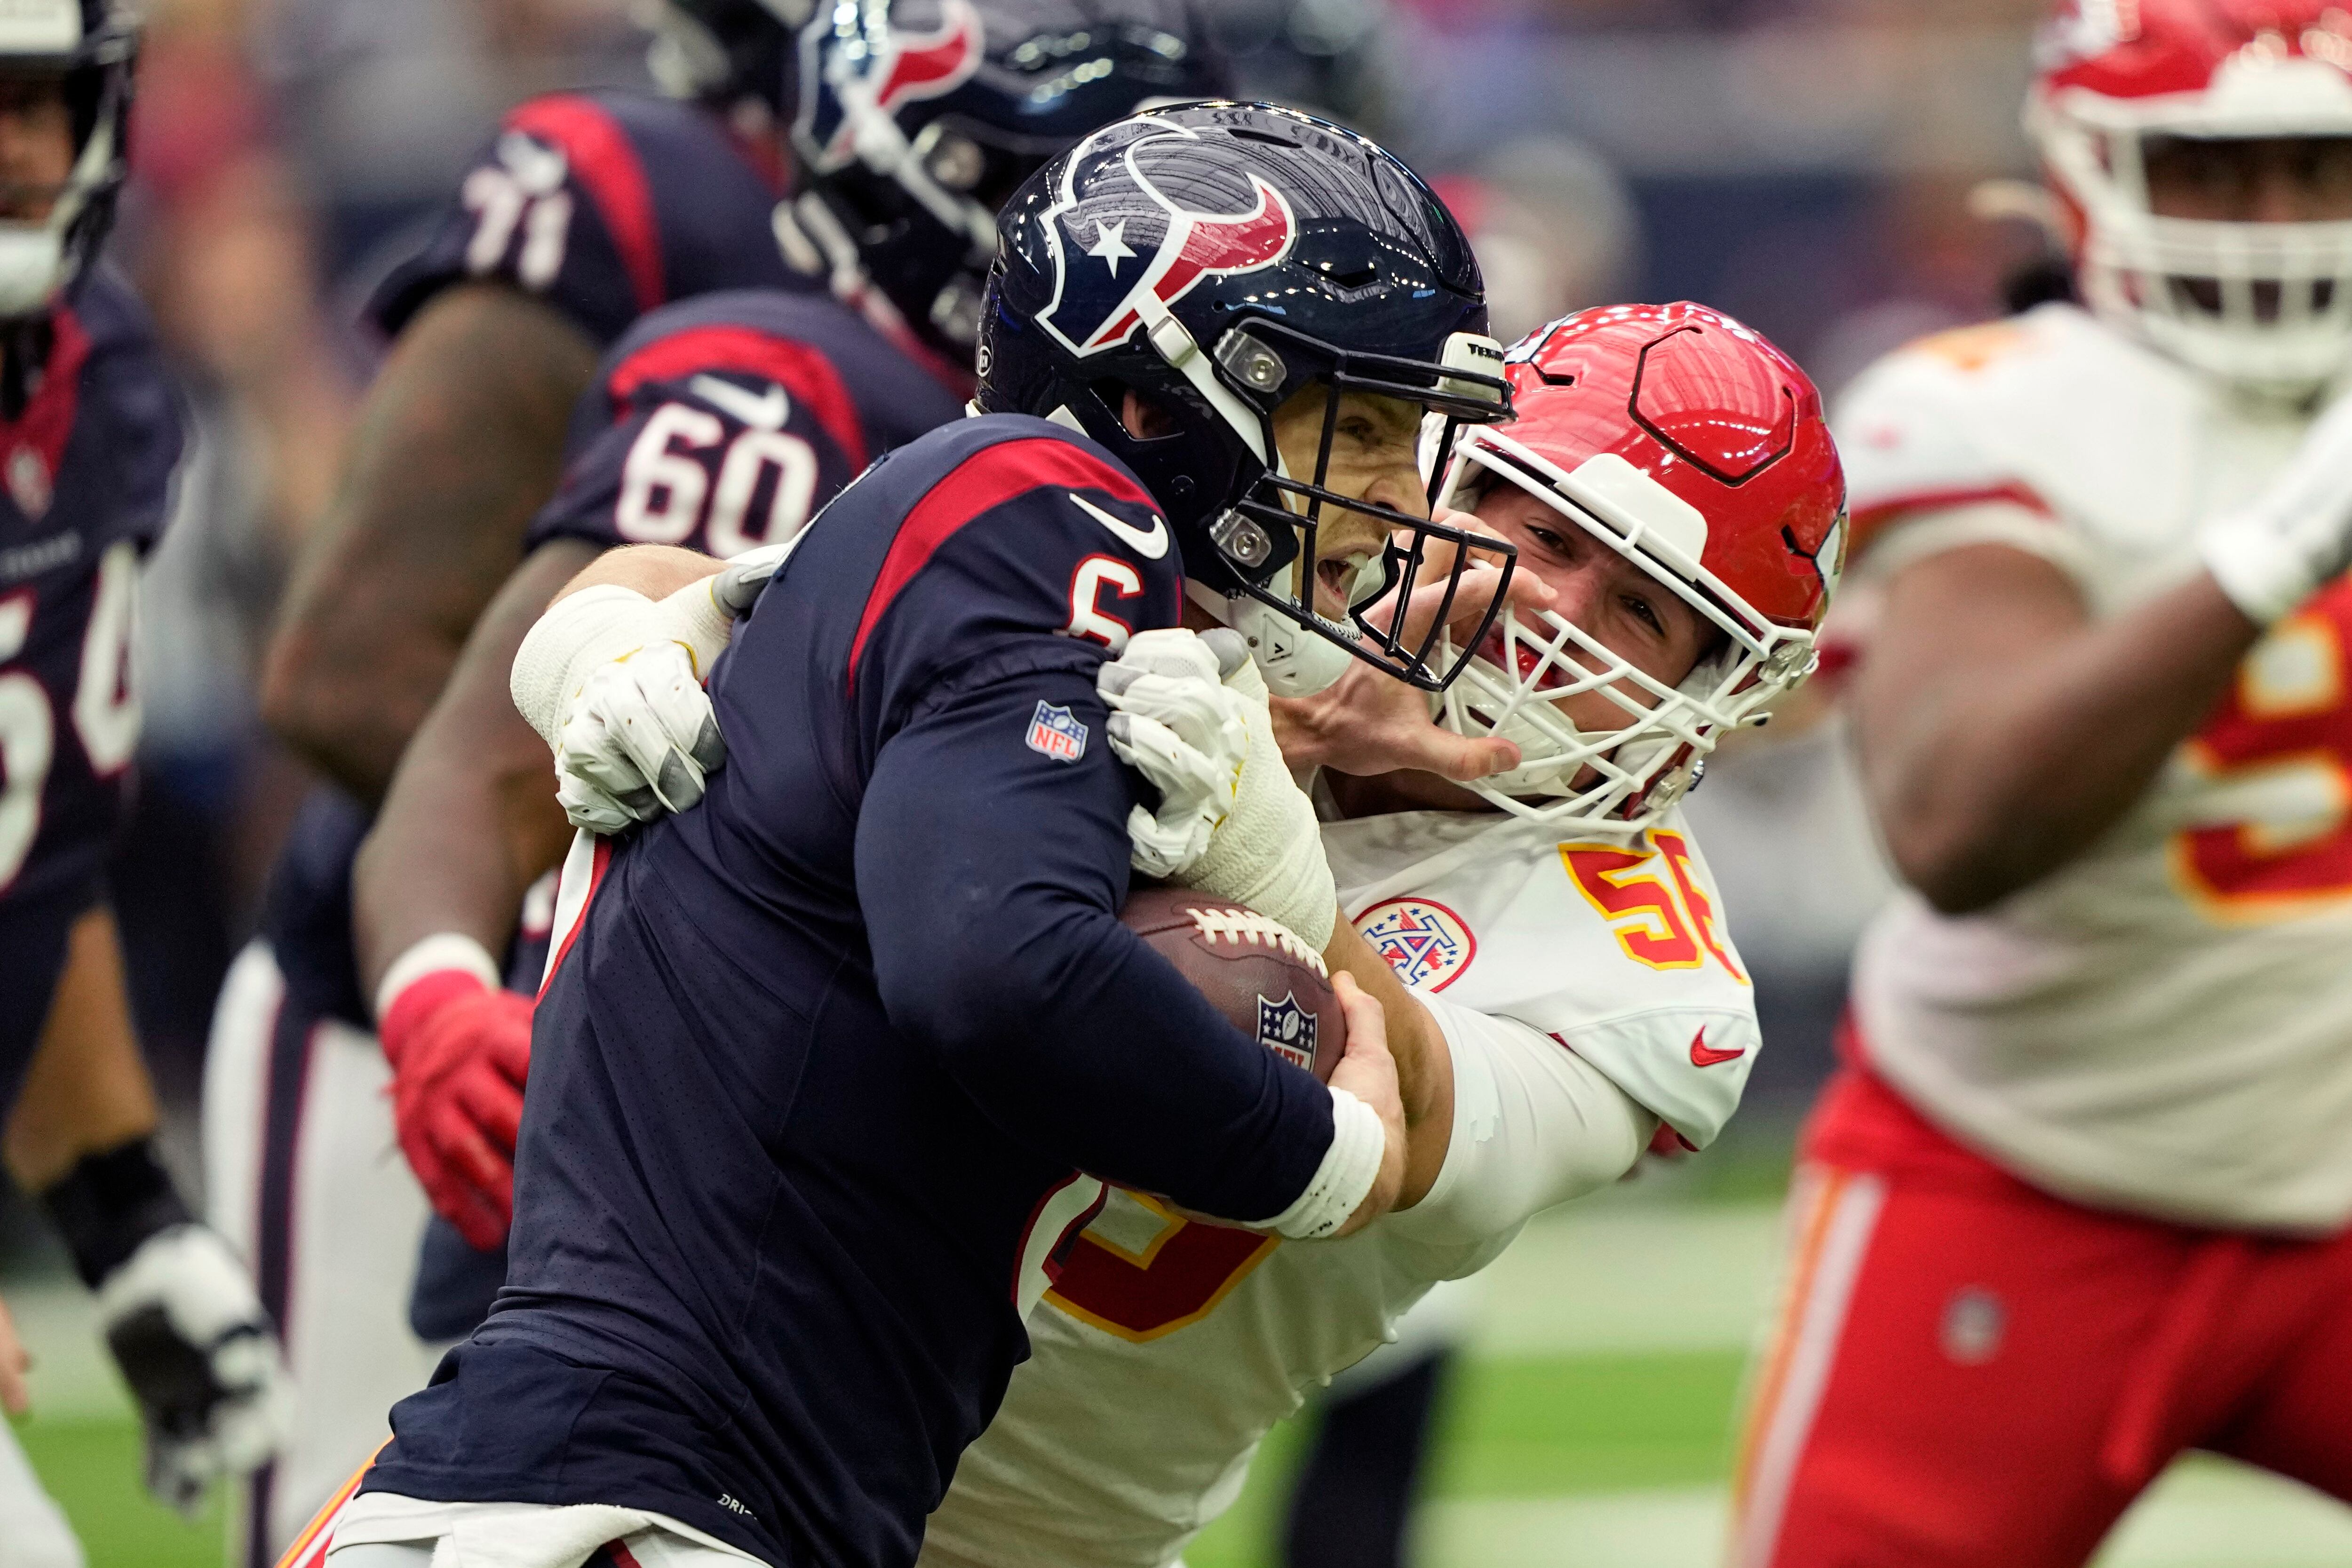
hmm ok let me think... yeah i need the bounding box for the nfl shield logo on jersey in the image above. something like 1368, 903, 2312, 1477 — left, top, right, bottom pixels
1025, 700, 1089, 764
1255, 992, 1317, 1072
1356, 897, 1476, 991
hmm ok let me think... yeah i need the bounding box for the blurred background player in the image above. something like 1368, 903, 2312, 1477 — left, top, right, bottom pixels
0, 0, 289, 1559
294, 100, 1522, 1568
1733, 4, 2352, 1565
1429, 135, 1638, 345
205, 5, 1228, 1564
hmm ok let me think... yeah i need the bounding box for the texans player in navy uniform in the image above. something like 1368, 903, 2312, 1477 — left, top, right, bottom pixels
206, 6, 1224, 1563
0, 1, 292, 1557
355, 288, 963, 1243
283, 102, 1518, 1568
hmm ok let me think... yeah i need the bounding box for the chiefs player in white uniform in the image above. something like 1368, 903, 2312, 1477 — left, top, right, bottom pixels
527, 302, 1842, 1568
1732, 5, 2352, 1566
908, 303, 1842, 1568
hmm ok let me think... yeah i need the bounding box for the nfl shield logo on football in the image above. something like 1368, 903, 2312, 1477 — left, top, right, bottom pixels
1355, 897, 1477, 991
1255, 991, 1317, 1072
1025, 700, 1089, 764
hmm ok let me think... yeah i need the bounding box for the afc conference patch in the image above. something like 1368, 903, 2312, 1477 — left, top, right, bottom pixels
1026, 700, 1089, 764
1255, 991, 1317, 1072
1355, 897, 1476, 991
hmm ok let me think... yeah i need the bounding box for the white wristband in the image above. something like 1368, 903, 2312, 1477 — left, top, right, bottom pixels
373, 932, 501, 1024
2198, 519, 2312, 628
509, 575, 739, 752
657, 570, 736, 666
511, 585, 655, 750
1264, 1085, 1386, 1241
1177, 658, 1338, 950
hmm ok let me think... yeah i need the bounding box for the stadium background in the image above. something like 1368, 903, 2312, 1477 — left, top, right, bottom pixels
7, 0, 2350, 1561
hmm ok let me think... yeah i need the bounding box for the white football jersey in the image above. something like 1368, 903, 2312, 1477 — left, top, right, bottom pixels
917, 806, 1756, 1568
1838, 301, 2352, 1232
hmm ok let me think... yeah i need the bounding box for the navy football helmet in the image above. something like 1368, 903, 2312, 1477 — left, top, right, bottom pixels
646, 0, 1227, 364
979, 102, 1515, 695
0, 0, 137, 320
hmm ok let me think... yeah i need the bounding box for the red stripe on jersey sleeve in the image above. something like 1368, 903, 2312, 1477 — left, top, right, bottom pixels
506, 96, 663, 314
848, 438, 1157, 686
608, 325, 871, 470
1849, 481, 2051, 556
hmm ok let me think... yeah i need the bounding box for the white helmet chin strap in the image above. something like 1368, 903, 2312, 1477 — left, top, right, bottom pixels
1180, 579, 1353, 696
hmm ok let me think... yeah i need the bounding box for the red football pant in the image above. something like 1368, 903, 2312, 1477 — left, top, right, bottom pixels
1730, 1064, 2352, 1568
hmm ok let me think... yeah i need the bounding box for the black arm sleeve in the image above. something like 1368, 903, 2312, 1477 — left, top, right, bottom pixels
853, 651, 1332, 1224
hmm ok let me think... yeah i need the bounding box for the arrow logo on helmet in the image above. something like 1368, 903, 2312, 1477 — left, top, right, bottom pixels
865, 1, 985, 121
1036, 122, 1300, 359
797, 0, 986, 173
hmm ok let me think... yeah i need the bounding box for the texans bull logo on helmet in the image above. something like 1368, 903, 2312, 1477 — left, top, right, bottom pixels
1036, 118, 1299, 359
794, 0, 986, 174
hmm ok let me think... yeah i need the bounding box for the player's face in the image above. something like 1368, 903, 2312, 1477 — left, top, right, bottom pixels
0, 74, 73, 224
1269, 386, 1431, 621
2144, 135, 2352, 223
1470, 482, 1720, 733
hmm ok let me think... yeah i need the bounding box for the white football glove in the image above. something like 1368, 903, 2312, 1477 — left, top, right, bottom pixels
1097, 628, 1252, 877
95, 1225, 294, 1515
1099, 627, 1338, 950
2201, 388, 2352, 624
511, 545, 792, 832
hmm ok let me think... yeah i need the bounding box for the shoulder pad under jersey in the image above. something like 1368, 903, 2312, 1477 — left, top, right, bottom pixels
527, 288, 964, 561
368, 91, 818, 348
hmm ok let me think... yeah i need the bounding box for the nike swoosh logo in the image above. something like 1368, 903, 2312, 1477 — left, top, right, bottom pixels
1071, 493, 1168, 560
691, 375, 790, 432
496, 131, 567, 194
1690, 1028, 1746, 1068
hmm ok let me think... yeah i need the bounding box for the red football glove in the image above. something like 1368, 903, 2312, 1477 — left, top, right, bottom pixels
378, 971, 533, 1251
1648, 1121, 1699, 1159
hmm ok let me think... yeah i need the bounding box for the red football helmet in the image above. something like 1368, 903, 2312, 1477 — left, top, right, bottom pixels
1432, 302, 1845, 829
2031, 0, 2352, 389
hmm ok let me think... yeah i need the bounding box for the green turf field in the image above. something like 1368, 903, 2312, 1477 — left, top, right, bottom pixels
15, 1414, 225, 1567
1184, 1347, 1746, 1568
13, 1349, 1748, 1568
17, 1188, 2352, 1567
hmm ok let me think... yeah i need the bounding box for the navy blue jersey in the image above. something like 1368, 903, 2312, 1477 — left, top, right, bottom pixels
264, 91, 835, 1339
266, 90, 829, 1023
364, 418, 1335, 1567
402, 289, 961, 1340
527, 289, 963, 562
0, 270, 183, 1107
370, 91, 814, 347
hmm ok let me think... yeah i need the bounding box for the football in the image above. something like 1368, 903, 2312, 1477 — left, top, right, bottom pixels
1120, 886, 1345, 1082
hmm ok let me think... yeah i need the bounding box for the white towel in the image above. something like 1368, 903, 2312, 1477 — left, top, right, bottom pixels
326, 1493, 766, 1568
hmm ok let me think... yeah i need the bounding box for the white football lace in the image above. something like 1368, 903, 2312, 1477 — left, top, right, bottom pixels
1184, 907, 1328, 977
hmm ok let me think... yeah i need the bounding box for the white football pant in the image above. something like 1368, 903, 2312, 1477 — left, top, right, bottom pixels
204, 940, 446, 1568
0, 1417, 81, 1568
